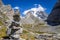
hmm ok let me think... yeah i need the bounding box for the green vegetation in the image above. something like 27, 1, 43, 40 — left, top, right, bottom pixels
35, 31, 45, 34
0, 21, 3, 26
0, 27, 7, 38
21, 30, 35, 40
0, 12, 9, 38
23, 30, 28, 33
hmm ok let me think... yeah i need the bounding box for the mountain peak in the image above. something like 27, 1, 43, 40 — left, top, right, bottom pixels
0, 0, 3, 6
23, 4, 48, 20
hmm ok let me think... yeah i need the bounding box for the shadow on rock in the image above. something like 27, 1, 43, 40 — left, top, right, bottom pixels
47, 21, 60, 26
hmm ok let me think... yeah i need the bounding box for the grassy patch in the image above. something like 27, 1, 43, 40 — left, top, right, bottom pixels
23, 30, 28, 33
35, 31, 45, 34
0, 21, 3, 26
0, 27, 7, 38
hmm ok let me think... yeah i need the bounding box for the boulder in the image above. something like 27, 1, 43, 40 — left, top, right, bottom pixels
47, 0, 60, 26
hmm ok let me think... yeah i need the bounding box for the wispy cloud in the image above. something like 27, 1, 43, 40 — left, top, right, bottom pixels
13, 6, 19, 9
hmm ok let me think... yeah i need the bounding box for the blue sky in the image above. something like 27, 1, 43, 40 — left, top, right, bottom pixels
2, 0, 57, 15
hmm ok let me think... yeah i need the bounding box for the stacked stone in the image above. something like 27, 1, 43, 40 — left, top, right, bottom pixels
0, 0, 23, 40
7, 9, 21, 40
2, 9, 21, 40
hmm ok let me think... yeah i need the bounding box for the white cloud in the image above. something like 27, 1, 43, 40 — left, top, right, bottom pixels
14, 6, 19, 9
23, 10, 30, 15
20, 16, 25, 18
23, 4, 46, 17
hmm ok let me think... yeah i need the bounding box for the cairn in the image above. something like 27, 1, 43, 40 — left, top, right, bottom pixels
3, 9, 23, 40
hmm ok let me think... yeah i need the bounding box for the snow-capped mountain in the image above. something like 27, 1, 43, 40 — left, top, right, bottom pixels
36, 11, 48, 20
20, 11, 44, 25
20, 4, 48, 25
23, 4, 48, 20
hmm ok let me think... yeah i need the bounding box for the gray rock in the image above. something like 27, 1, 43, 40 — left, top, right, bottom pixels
47, 0, 60, 26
